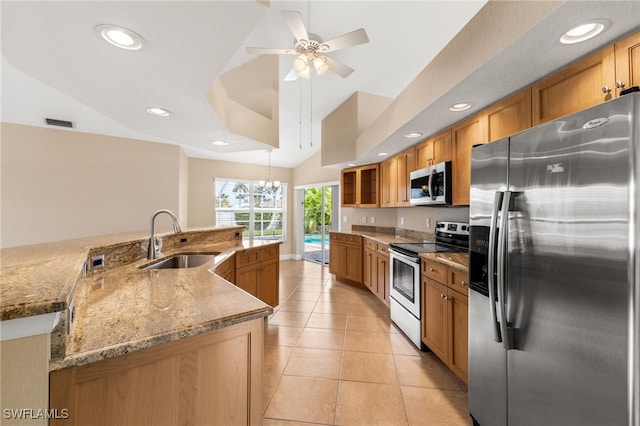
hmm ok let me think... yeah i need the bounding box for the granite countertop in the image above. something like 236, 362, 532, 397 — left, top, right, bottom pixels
1, 227, 277, 371
336, 228, 469, 272
51, 241, 276, 371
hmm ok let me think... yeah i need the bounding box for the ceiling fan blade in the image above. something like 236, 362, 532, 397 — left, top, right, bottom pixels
283, 67, 299, 81
321, 28, 369, 52
281, 10, 308, 42
246, 47, 297, 55
325, 57, 354, 78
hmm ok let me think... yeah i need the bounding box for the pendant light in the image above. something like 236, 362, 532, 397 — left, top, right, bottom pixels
259, 149, 280, 191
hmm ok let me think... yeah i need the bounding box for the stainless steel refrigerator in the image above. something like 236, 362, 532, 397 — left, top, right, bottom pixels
468, 92, 640, 426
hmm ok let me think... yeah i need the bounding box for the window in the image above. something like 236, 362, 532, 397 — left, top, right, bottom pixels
215, 179, 286, 241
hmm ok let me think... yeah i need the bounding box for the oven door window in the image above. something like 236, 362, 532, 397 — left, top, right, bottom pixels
392, 257, 415, 303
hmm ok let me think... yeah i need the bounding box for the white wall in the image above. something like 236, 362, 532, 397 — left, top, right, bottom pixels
0, 123, 183, 248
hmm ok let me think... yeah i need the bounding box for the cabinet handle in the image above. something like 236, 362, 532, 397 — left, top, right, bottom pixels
461, 281, 469, 287
616, 81, 626, 89
429, 267, 436, 272
601, 86, 611, 94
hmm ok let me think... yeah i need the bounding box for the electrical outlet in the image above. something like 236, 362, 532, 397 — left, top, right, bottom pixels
426, 218, 431, 228
343, 216, 348, 223
370, 217, 375, 224
400, 217, 405, 226
362, 216, 368, 224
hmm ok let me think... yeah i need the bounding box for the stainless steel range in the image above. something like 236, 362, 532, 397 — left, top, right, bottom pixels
389, 221, 469, 348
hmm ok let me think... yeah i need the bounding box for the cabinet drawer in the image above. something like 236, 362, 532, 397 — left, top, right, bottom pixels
261, 244, 279, 261
330, 233, 345, 243
376, 242, 388, 255
236, 249, 260, 268
344, 234, 362, 245
363, 238, 376, 249
448, 268, 469, 296
422, 259, 447, 283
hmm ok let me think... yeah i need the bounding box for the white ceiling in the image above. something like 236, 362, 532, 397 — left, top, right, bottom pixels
0, 0, 486, 168
1, 1, 639, 169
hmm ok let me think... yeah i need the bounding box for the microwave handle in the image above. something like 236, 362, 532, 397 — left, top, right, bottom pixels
428, 168, 436, 200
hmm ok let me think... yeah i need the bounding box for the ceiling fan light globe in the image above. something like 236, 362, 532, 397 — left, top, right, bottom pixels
314, 56, 329, 76
293, 53, 308, 71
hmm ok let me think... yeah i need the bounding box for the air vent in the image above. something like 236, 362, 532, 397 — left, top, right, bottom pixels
45, 118, 74, 128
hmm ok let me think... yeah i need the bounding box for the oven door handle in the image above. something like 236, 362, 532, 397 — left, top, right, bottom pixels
389, 250, 421, 264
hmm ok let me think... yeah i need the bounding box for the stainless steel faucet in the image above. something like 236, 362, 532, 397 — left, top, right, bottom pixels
147, 209, 182, 260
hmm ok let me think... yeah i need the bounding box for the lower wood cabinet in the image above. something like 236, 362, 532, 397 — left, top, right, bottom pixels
50, 318, 264, 426
329, 233, 363, 283
235, 244, 280, 307
421, 258, 469, 383
363, 237, 389, 305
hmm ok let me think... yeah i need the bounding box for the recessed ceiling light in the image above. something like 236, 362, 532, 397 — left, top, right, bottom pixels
95, 24, 145, 50
560, 21, 607, 44
146, 107, 171, 117
449, 102, 473, 112
347, 163, 357, 167
405, 132, 423, 138
377, 152, 389, 157
211, 140, 229, 146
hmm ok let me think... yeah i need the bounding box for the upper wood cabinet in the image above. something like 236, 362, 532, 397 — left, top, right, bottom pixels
452, 113, 488, 206
614, 31, 640, 97
532, 46, 615, 125
379, 147, 414, 207
486, 88, 532, 142
415, 129, 452, 169
341, 164, 379, 208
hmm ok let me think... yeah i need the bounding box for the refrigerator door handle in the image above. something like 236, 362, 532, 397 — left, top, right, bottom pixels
497, 190, 513, 350
488, 191, 504, 343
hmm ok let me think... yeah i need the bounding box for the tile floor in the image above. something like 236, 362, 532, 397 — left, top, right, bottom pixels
262, 260, 472, 426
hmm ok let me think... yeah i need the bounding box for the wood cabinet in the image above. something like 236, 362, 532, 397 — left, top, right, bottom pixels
363, 237, 390, 305
486, 89, 532, 142
341, 164, 379, 208
614, 31, 640, 97
532, 46, 615, 125
235, 244, 280, 307
380, 148, 415, 207
213, 253, 235, 283
50, 318, 264, 426
415, 129, 452, 169
421, 258, 469, 383
451, 113, 488, 206
329, 232, 363, 283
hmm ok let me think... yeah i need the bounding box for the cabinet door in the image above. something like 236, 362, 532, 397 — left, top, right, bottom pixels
236, 264, 260, 298
363, 248, 375, 292
486, 89, 532, 143
422, 277, 449, 362
387, 157, 398, 208
380, 159, 392, 207
532, 45, 615, 125
614, 31, 640, 97
415, 139, 434, 169
448, 289, 469, 383
358, 165, 380, 208
396, 148, 415, 206
452, 113, 487, 206
329, 242, 346, 277
376, 253, 390, 305
433, 129, 452, 164
344, 244, 363, 282
260, 258, 279, 307
341, 168, 358, 207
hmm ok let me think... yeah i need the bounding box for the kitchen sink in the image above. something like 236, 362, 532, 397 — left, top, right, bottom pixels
140, 252, 219, 270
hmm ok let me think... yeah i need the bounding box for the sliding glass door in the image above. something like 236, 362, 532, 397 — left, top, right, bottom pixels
303, 185, 338, 264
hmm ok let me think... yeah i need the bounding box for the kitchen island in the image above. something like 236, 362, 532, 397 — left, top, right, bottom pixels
1, 226, 275, 425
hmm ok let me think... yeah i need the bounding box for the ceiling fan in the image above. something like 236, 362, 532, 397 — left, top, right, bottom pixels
246, 10, 369, 81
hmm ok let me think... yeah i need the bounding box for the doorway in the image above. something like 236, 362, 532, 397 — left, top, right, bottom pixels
302, 185, 338, 264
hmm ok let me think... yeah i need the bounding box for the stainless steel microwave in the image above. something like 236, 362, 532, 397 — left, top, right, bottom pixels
409, 161, 452, 206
